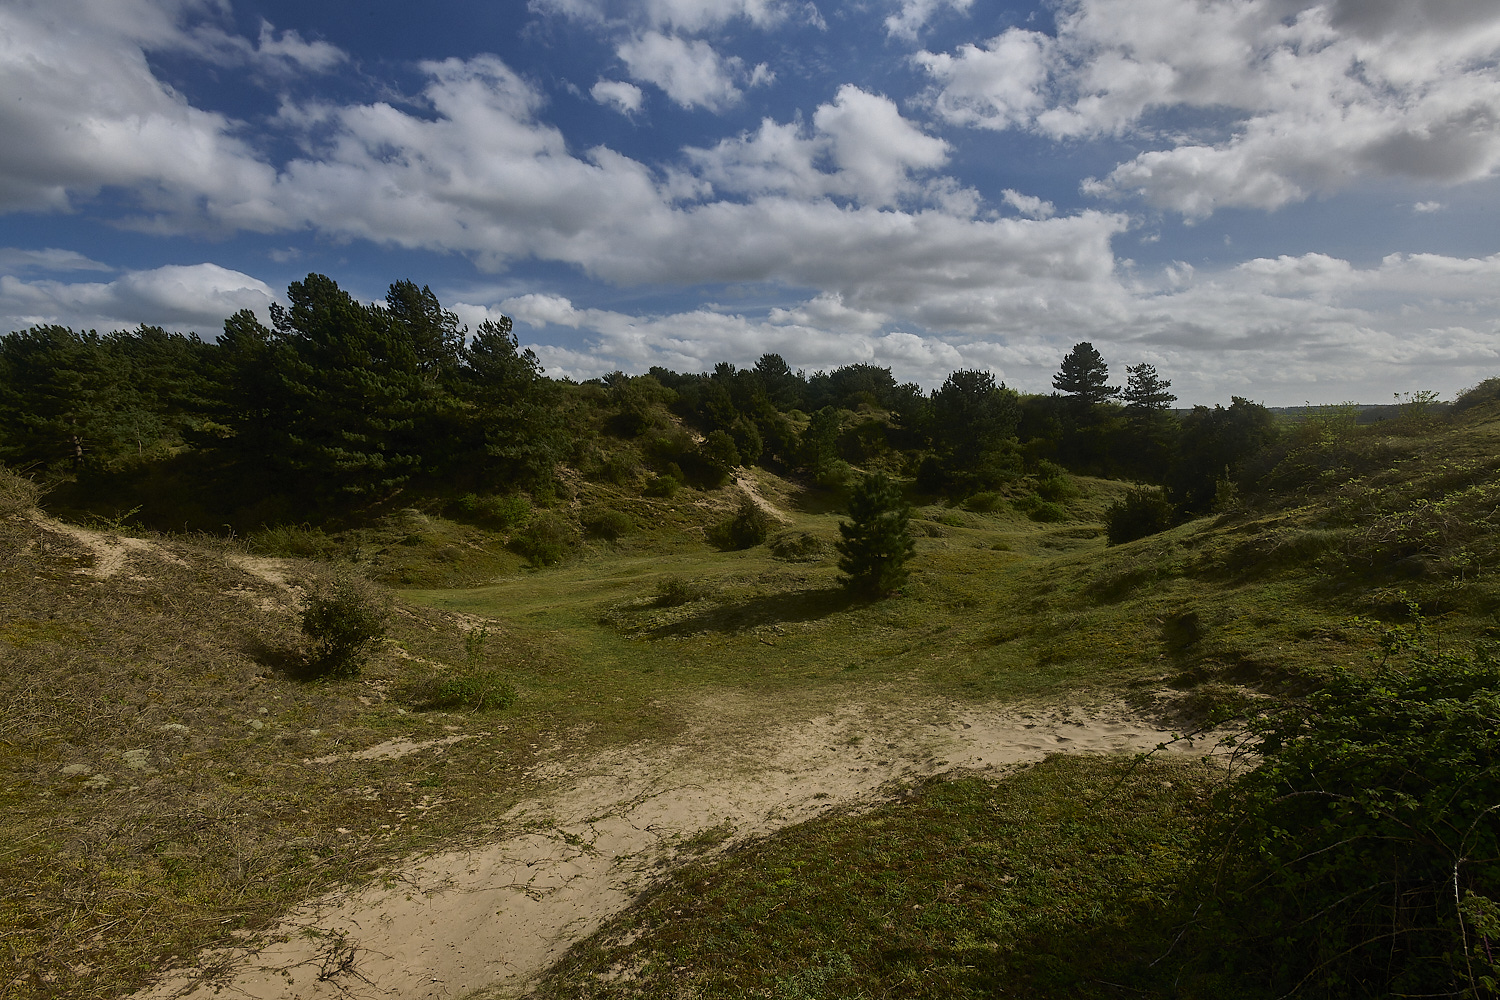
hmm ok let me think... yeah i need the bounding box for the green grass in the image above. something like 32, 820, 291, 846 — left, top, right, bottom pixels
530, 755, 1244, 1000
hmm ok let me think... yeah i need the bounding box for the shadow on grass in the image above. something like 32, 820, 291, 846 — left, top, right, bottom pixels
645, 585, 863, 637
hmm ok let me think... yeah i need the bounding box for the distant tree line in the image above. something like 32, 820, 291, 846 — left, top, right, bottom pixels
0, 273, 1285, 530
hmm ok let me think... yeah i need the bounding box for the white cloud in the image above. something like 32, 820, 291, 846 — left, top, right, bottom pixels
591, 79, 645, 115
0, 263, 276, 334
0, 0, 283, 222
917, 0, 1500, 216
1414, 200, 1445, 212
885, 0, 974, 41
1001, 189, 1054, 219
529, 0, 803, 34
686, 85, 950, 207
617, 32, 746, 110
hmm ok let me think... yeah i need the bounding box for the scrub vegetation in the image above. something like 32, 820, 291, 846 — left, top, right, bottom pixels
2, 276, 1499, 998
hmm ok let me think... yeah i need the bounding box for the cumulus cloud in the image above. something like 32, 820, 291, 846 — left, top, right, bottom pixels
1001, 189, 1054, 219
591, 78, 645, 114
686, 85, 950, 206
0, 263, 276, 334
917, 0, 1500, 216
617, 31, 747, 110
529, 0, 804, 34
885, 0, 973, 41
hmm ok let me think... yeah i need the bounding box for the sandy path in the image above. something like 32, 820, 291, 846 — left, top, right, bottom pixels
137, 696, 1225, 1000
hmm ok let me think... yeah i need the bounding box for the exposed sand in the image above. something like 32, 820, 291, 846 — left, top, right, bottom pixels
137, 695, 1229, 1000
40, 518, 179, 579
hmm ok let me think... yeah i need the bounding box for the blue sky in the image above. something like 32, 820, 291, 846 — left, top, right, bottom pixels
2, 0, 1498, 404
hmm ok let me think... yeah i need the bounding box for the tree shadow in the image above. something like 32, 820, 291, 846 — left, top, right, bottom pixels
644, 585, 864, 638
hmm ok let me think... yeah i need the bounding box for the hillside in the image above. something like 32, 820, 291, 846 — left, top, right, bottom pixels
1, 390, 1498, 999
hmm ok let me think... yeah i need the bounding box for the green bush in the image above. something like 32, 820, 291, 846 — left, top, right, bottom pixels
768, 530, 828, 562
400, 670, 516, 712
1103, 488, 1175, 544
1014, 493, 1067, 523
1189, 619, 1500, 995
644, 472, 681, 498
1033, 461, 1080, 501
709, 500, 773, 551
510, 512, 578, 567
1451, 377, 1500, 418
454, 493, 532, 529
300, 573, 390, 679
249, 523, 344, 560
581, 508, 633, 541
962, 491, 1005, 513
655, 575, 707, 607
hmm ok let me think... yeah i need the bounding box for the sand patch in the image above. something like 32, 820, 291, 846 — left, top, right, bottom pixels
137, 694, 1230, 1000
305, 734, 481, 765
733, 472, 793, 524
38, 518, 182, 578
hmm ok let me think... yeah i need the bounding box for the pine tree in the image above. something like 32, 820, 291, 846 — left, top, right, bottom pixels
1052, 342, 1118, 404
836, 473, 916, 596
1122, 363, 1177, 410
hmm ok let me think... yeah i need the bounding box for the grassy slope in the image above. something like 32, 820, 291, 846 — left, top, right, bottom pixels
2, 403, 1497, 999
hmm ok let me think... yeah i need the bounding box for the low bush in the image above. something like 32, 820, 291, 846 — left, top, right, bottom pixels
1014, 493, 1068, 523
962, 491, 1005, 513
643, 472, 681, 498
299, 572, 390, 679
454, 493, 532, 529
1032, 460, 1080, 501
1451, 377, 1500, 418
1188, 618, 1500, 995
655, 575, 707, 606
768, 530, 828, 562
1104, 488, 1175, 544
249, 523, 344, 560
581, 508, 633, 541
399, 670, 516, 712
709, 500, 773, 551
510, 513, 579, 567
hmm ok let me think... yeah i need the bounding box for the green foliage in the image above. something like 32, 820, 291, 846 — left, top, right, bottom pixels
299, 573, 390, 679
644, 471, 682, 497
1191, 615, 1500, 996
454, 492, 532, 529
510, 513, 579, 567
1014, 493, 1068, 523
701, 429, 741, 484
249, 523, 343, 559
710, 499, 773, 551
1052, 342, 1118, 404
581, 507, 633, 541
836, 473, 915, 596
962, 491, 1005, 512
398, 626, 517, 711
1104, 488, 1175, 545
768, 530, 828, 562
654, 575, 707, 606
1121, 362, 1176, 411
926, 369, 1023, 492
1452, 378, 1500, 418
1032, 460, 1079, 501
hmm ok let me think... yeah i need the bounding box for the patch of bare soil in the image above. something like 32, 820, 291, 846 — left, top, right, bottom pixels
137, 695, 1227, 1000
733, 473, 792, 524
36, 517, 184, 579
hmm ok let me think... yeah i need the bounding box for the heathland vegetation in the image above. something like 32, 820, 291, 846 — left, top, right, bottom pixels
3, 273, 1499, 998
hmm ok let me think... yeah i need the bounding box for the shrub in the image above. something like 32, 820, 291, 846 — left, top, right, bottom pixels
1033, 461, 1080, 501
454, 493, 532, 529
644, 473, 681, 498
1104, 488, 1175, 544
1451, 377, 1500, 418
963, 491, 1005, 513
655, 575, 706, 606
768, 530, 828, 562
300, 573, 390, 679
511, 512, 579, 567
249, 523, 343, 560
1189, 619, 1500, 995
710, 500, 772, 551
1014, 493, 1068, 523
582, 508, 633, 541
400, 670, 516, 712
